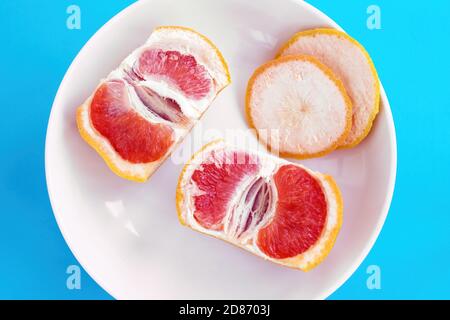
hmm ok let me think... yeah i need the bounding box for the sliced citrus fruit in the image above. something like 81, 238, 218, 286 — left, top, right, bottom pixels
246, 55, 352, 159
176, 140, 343, 271
77, 26, 231, 182
277, 28, 380, 148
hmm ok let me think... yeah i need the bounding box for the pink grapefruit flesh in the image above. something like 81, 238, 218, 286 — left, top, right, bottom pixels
191, 150, 260, 230
257, 164, 327, 259
90, 80, 174, 164
136, 49, 212, 100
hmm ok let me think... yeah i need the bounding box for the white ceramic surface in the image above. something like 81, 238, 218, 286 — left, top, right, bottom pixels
45, 0, 397, 299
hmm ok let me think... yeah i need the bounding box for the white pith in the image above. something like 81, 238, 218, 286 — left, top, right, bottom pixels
279, 31, 378, 146
81, 27, 229, 180
178, 141, 340, 270
249, 58, 349, 155
223, 174, 276, 243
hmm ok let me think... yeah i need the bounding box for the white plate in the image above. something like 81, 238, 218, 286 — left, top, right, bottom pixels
46, 0, 397, 299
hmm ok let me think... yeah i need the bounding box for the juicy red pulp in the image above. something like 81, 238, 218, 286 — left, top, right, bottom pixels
257, 165, 327, 259
90, 81, 174, 163
136, 49, 212, 100
192, 151, 260, 230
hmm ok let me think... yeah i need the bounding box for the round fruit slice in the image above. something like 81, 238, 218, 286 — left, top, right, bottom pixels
176, 140, 343, 271
77, 26, 231, 182
246, 55, 352, 159
277, 28, 380, 148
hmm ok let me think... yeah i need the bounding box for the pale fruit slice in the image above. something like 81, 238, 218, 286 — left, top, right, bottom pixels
246, 55, 352, 159
277, 28, 380, 148
77, 26, 231, 182
176, 140, 343, 271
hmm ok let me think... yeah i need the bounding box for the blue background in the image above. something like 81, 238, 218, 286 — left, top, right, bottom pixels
0, 0, 449, 299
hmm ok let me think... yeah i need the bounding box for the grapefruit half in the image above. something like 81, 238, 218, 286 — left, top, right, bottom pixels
77, 26, 231, 182
176, 140, 343, 271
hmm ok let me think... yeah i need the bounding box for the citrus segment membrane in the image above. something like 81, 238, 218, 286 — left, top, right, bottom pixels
177, 141, 343, 271
226, 177, 274, 241
246, 55, 352, 159
130, 82, 189, 126
76, 26, 231, 182
277, 28, 380, 148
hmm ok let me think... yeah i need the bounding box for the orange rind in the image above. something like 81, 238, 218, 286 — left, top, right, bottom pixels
277, 28, 380, 148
